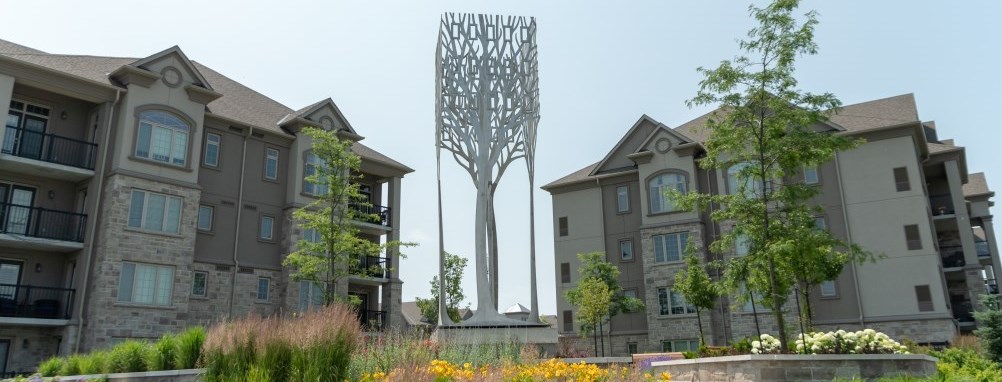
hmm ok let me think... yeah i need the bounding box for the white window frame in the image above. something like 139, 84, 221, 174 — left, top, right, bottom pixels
814, 216, 827, 231
192, 271, 207, 297
128, 190, 182, 234
197, 205, 214, 232
203, 133, 220, 167
260, 215, 275, 240
299, 280, 325, 311
735, 234, 750, 256
616, 185, 630, 213
653, 232, 688, 263
620, 239, 634, 261
804, 166, 819, 184
648, 173, 686, 214
657, 287, 696, 316
303, 152, 328, 196
264, 147, 279, 181
820, 280, 837, 298
303, 227, 321, 243
257, 277, 270, 301
118, 262, 174, 306
662, 339, 699, 352
135, 110, 189, 167
727, 162, 768, 196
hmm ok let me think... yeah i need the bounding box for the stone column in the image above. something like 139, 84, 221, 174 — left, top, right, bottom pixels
945, 160, 984, 308
0, 73, 14, 145
382, 176, 404, 329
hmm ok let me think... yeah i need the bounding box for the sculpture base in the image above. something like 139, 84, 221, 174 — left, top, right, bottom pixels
431, 324, 559, 356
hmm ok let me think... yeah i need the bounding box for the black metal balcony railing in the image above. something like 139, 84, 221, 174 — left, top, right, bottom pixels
350, 255, 388, 278
929, 194, 955, 216
1, 126, 97, 170
0, 283, 75, 319
952, 300, 974, 322
977, 241, 992, 258
987, 279, 999, 295
940, 245, 966, 268
358, 309, 386, 331
0, 203, 86, 242
349, 202, 391, 227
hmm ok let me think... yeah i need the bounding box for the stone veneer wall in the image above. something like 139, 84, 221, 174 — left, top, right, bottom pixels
815, 318, 957, 344
650, 354, 937, 382
81, 174, 201, 350
641, 222, 710, 349
0, 327, 62, 374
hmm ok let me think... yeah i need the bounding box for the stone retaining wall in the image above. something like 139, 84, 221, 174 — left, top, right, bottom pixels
650, 354, 937, 382
12, 369, 203, 382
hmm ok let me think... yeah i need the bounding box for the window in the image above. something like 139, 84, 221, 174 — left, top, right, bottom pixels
118, 262, 174, 306
303, 228, 321, 243
558, 217, 568, 237
804, 166, 819, 184
915, 285, 933, 312
904, 224, 922, 250
735, 234, 750, 256
5, 100, 50, 159
303, 152, 328, 196
562, 310, 573, 332
820, 280, 837, 297
264, 148, 279, 180
260, 216, 275, 240
653, 232, 688, 263
623, 289, 638, 299
620, 239, 634, 261
299, 280, 324, 311
893, 167, 910, 192
616, 185, 630, 213
560, 263, 571, 283
627, 342, 638, 354
135, 110, 189, 166
192, 271, 207, 297
257, 277, 270, 301
813, 216, 827, 231
197, 205, 213, 231
128, 190, 182, 234
648, 173, 686, 213
727, 162, 767, 196
657, 287, 695, 315
203, 133, 220, 167
662, 340, 699, 352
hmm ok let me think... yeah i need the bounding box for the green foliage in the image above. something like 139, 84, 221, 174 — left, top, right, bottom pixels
107, 340, 149, 373
283, 127, 413, 305
175, 326, 206, 369
928, 347, 1002, 382
78, 351, 109, 375
145, 334, 178, 371
567, 276, 613, 337
416, 251, 469, 323
676, 0, 871, 350
974, 295, 1002, 363
674, 251, 720, 345
566, 252, 645, 319
37, 356, 64, 377
59, 354, 84, 376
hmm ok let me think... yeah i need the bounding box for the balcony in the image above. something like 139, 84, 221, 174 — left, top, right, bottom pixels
977, 241, 991, 258
358, 309, 386, 331
929, 194, 955, 218
350, 255, 388, 279
0, 126, 97, 181
987, 279, 999, 295
349, 202, 391, 227
0, 283, 75, 325
940, 245, 966, 269
0, 203, 86, 252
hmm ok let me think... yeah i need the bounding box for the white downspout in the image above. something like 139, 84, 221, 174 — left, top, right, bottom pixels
74, 89, 121, 353
228, 126, 251, 317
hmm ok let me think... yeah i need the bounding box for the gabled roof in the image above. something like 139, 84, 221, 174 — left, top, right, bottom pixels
504, 303, 531, 314
964, 172, 993, 198
829, 93, 919, 132
589, 115, 664, 176
541, 161, 599, 190
129, 45, 213, 91
928, 142, 963, 155
279, 97, 359, 136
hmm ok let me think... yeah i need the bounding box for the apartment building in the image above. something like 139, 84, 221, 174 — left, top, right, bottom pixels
0, 39, 412, 374
543, 94, 999, 356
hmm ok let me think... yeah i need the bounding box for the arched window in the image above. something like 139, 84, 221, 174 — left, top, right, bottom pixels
135, 110, 189, 166
648, 172, 686, 214
727, 162, 766, 196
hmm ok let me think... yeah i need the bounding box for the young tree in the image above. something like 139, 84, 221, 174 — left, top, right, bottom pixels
565, 252, 644, 356
679, 0, 869, 350
567, 276, 613, 357
975, 294, 1002, 363
416, 252, 469, 323
283, 127, 407, 306
674, 252, 720, 347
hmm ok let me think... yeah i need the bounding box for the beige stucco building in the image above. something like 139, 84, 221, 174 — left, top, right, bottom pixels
0, 39, 412, 374
543, 94, 999, 356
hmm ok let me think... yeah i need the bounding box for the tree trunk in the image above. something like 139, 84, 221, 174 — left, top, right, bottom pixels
750, 289, 762, 339
593, 328, 598, 357
696, 307, 705, 347
599, 320, 605, 357
794, 286, 807, 354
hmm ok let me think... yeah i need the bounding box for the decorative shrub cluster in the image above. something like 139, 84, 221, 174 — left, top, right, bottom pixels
794, 329, 909, 355
32, 327, 204, 378
358, 358, 672, 382
749, 334, 782, 354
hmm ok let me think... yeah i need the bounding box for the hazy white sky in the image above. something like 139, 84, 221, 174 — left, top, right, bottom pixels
3, 1, 999, 315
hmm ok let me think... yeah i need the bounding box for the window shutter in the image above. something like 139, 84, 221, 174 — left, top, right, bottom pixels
905, 225, 922, 250
915, 285, 933, 312
558, 217, 568, 237
560, 263, 570, 283
894, 167, 910, 192
562, 310, 573, 332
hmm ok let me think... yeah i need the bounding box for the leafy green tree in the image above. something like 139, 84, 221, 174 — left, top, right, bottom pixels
975, 294, 1002, 362
565, 252, 644, 356
567, 276, 613, 356
674, 251, 720, 346
416, 252, 469, 323
677, 0, 869, 350
283, 127, 409, 305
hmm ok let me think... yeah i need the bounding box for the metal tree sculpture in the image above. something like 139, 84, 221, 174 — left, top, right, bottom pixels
435, 13, 540, 325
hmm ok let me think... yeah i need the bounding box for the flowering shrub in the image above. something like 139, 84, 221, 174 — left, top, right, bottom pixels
794, 329, 909, 355
359, 358, 672, 381
750, 334, 782, 354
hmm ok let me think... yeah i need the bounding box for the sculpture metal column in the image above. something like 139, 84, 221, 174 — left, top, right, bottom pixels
434, 13, 540, 326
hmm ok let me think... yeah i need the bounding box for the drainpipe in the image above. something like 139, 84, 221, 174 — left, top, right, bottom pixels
228, 126, 251, 318
834, 152, 865, 328
74, 89, 121, 353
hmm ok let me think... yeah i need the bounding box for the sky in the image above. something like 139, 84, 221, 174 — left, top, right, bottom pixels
2, 1, 1000, 316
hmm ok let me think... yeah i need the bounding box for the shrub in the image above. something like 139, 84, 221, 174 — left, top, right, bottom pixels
176, 326, 206, 369
106, 340, 149, 373
794, 329, 908, 355
145, 334, 178, 371
37, 357, 64, 377
59, 354, 85, 376
78, 351, 109, 375
750, 334, 782, 354
974, 294, 1002, 363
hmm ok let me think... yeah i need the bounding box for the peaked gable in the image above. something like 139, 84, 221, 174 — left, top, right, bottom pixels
590, 115, 667, 176
280, 98, 359, 136
129, 46, 213, 91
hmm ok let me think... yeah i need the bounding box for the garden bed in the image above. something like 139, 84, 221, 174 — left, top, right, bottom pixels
649, 354, 937, 382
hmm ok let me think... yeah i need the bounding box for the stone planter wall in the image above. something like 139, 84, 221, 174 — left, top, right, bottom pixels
14, 369, 204, 382
650, 354, 937, 382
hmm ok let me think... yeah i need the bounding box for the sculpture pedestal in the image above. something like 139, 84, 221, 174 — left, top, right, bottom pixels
431, 324, 559, 355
